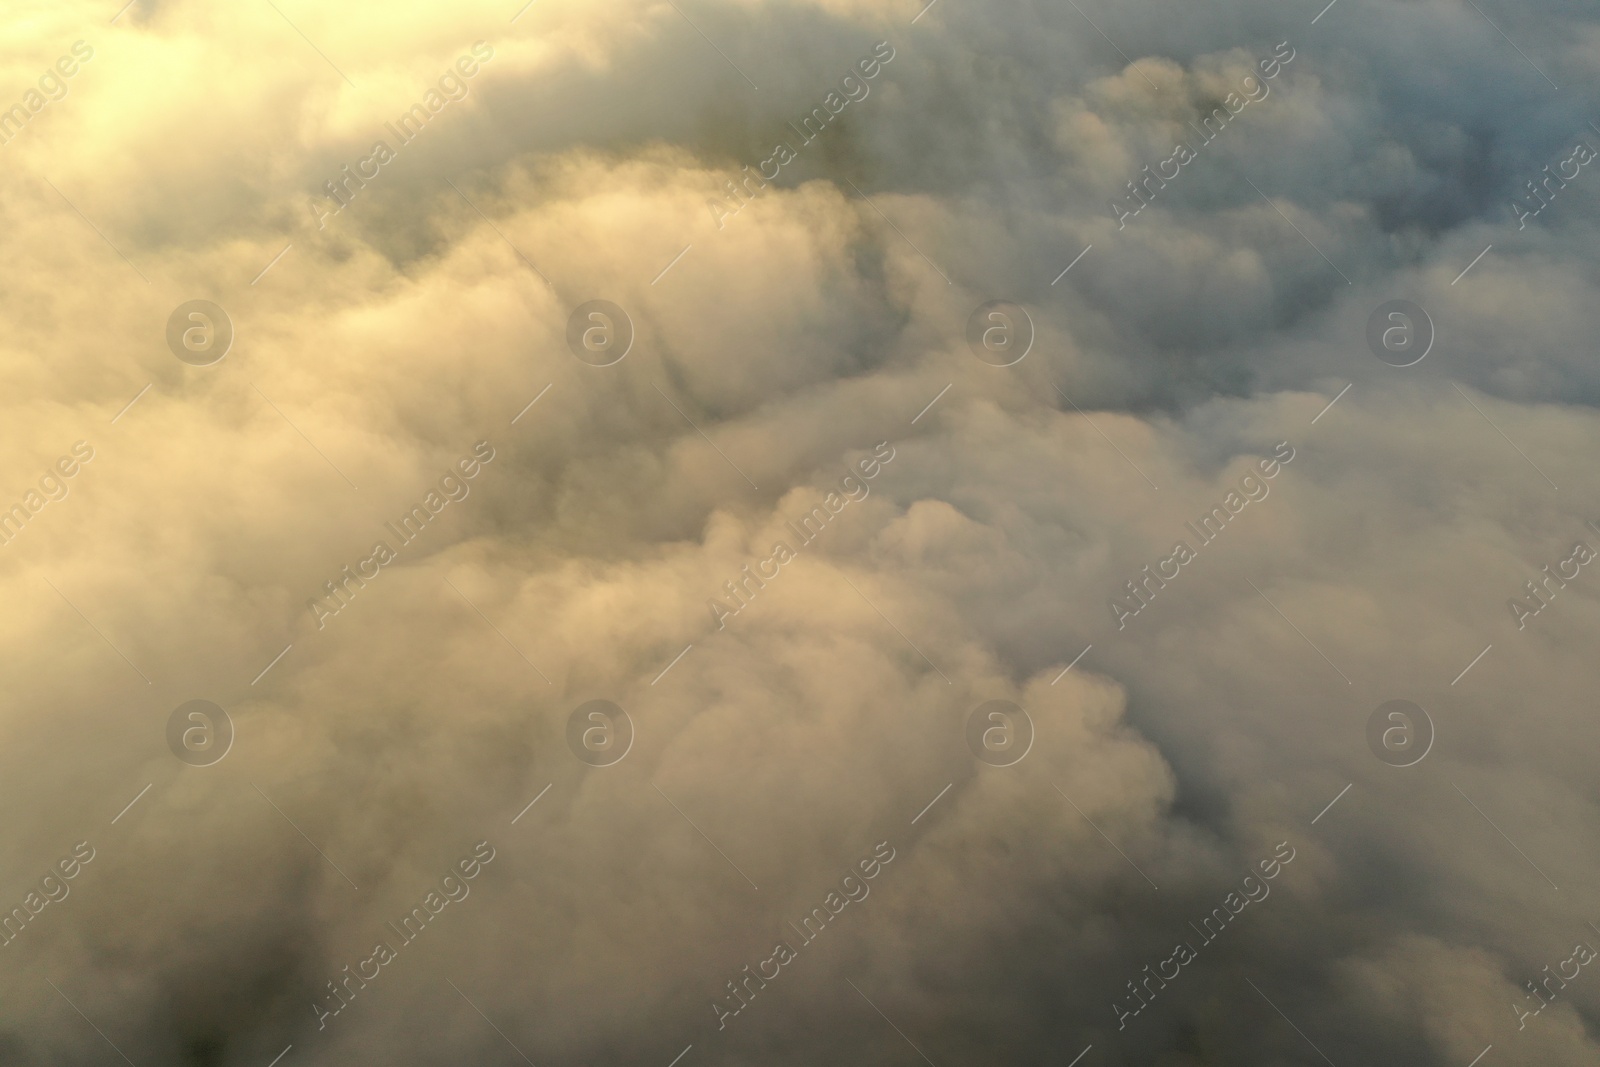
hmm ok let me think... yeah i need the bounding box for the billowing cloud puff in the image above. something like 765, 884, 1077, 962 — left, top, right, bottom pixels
1, 1, 1598, 1065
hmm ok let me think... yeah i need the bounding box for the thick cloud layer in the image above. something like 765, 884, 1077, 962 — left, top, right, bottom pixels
2, 0, 1599, 1064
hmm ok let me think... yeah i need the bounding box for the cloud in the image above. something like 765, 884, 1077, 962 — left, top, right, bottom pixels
2, 0, 1599, 1065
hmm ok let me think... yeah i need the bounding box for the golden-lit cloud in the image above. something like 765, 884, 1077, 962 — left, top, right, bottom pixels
2, 1, 1600, 1065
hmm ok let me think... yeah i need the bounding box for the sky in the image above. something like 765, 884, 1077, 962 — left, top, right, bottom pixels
1, 0, 1599, 1065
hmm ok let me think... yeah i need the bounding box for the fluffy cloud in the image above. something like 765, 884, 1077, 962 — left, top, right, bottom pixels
1, 0, 1598, 1064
